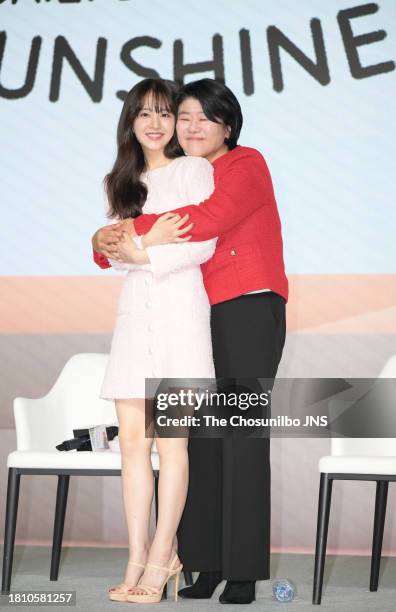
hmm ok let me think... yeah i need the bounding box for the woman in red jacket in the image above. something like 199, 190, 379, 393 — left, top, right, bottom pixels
93, 79, 288, 605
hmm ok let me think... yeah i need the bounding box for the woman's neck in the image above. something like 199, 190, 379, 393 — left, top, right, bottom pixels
143, 148, 171, 171
206, 144, 229, 163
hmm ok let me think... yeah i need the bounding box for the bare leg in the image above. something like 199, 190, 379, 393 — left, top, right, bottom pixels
132, 435, 189, 592
112, 398, 154, 588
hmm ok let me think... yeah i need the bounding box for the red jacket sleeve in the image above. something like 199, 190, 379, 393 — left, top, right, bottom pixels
93, 246, 111, 269
134, 149, 274, 241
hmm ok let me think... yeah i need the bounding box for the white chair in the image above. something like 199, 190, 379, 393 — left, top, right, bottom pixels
1, 353, 192, 594
312, 355, 396, 604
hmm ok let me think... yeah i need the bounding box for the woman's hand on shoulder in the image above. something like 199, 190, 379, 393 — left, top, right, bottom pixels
142, 212, 193, 247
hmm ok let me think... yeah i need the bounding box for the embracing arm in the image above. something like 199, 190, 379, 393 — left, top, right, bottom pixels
142, 157, 217, 276
107, 236, 152, 272
136, 234, 217, 276
93, 248, 111, 269
133, 148, 274, 241
92, 193, 117, 269
94, 157, 218, 274
92, 194, 150, 270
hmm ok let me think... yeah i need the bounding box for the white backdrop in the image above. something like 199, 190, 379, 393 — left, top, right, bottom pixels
1, 0, 396, 556
1, 0, 395, 275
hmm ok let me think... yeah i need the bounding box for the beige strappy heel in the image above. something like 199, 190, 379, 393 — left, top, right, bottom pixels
108, 561, 146, 602
126, 553, 183, 604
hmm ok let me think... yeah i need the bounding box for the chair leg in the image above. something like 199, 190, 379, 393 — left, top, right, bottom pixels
50, 475, 70, 581
312, 473, 333, 605
370, 480, 388, 592
1, 468, 21, 594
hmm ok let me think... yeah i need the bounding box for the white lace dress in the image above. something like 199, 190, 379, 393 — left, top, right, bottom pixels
100, 156, 217, 399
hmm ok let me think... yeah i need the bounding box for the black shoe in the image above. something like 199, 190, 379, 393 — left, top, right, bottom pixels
178, 571, 223, 599
219, 580, 256, 604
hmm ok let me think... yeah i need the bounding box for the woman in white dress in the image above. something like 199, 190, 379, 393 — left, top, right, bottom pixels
101, 78, 216, 603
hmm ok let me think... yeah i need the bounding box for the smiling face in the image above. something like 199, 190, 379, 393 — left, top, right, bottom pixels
176, 97, 231, 162
132, 92, 176, 155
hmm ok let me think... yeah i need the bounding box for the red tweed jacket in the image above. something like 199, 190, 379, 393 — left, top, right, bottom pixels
93, 145, 288, 305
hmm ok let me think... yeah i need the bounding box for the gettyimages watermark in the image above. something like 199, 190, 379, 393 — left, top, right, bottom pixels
142, 377, 396, 438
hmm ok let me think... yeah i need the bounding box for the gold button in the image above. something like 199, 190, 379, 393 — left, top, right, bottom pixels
230, 249, 236, 256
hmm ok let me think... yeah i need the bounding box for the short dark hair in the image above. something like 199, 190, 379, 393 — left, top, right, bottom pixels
177, 78, 243, 149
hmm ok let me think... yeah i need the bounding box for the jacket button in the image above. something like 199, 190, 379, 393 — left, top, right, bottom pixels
230, 249, 236, 256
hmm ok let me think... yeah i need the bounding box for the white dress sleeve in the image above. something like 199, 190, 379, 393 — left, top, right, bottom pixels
145, 157, 217, 277
103, 192, 152, 272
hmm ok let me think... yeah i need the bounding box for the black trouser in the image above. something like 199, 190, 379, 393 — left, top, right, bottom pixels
177, 291, 287, 580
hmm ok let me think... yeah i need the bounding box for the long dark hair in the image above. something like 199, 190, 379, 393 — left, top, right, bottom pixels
177, 78, 243, 150
104, 78, 183, 220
